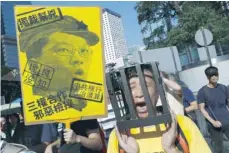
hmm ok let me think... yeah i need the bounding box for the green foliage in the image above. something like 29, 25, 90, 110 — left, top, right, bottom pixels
135, 1, 229, 49
168, 3, 229, 46
135, 1, 181, 25
105, 63, 116, 72
135, 1, 181, 48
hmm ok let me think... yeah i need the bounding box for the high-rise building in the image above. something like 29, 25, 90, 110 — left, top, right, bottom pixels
1, 1, 31, 68
102, 8, 128, 64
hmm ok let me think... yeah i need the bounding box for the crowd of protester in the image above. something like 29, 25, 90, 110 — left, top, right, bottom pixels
1, 102, 107, 153
1, 66, 229, 153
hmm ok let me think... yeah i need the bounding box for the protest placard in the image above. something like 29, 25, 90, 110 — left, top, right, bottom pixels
14, 6, 107, 125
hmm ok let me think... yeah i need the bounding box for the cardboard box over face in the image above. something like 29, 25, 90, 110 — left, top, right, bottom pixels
14, 6, 107, 125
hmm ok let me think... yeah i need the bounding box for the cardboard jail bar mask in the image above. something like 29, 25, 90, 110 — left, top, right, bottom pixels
106, 62, 172, 132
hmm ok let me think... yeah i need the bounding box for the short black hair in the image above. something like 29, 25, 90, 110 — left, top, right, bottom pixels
126, 64, 154, 81
205, 66, 218, 78
9, 113, 20, 124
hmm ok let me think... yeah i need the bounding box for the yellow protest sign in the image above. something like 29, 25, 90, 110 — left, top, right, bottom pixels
14, 6, 107, 125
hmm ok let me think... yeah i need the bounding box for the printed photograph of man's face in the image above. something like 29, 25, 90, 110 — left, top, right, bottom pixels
19, 15, 100, 109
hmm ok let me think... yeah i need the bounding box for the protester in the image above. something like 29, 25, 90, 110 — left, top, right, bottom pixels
9, 113, 21, 140
42, 123, 59, 153
177, 86, 198, 124
165, 74, 198, 123
160, 72, 184, 115
108, 64, 211, 153
0, 116, 11, 141
11, 101, 53, 153
197, 66, 229, 153
44, 119, 103, 153
183, 87, 198, 122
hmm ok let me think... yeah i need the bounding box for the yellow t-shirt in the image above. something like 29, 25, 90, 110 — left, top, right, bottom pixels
107, 115, 212, 153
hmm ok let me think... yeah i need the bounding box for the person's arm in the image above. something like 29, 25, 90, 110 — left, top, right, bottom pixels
44, 138, 60, 153
162, 78, 182, 93
64, 128, 102, 150
183, 88, 198, 113
199, 103, 221, 128
162, 111, 183, 153
81, 128, 103, 150
199, 103, 215, 124
197, 88, 221, 128
185, 101, 198, 113
49, 138, 60, 147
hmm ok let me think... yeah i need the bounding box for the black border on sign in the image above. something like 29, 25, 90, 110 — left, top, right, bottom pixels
17, 7, 63, 32
22, 60, 55, 90
69, 78, 103, 103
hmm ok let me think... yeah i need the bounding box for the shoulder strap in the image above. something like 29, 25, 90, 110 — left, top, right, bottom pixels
175, 124, 190, 153
99, 127, 107, 153
203, 86, 217, 120
119, 148, 125, 153
219, 84, 227, 98
203, 85, 209, 104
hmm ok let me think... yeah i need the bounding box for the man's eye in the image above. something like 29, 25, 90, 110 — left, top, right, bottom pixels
80, 49, 89, 53
56, 48, 69, 52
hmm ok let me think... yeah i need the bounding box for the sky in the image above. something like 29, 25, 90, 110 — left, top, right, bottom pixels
32, 1, 144, 47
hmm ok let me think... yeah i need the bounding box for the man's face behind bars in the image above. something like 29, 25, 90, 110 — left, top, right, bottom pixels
129, 69, 158, 118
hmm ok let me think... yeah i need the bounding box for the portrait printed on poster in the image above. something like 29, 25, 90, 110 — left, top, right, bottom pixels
17, 7, 102, 115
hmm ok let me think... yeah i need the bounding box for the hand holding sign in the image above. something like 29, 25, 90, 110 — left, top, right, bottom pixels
64, 128, 80, 144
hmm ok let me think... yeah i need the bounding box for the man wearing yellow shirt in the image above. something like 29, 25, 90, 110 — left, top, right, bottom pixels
107, 64, 211, 153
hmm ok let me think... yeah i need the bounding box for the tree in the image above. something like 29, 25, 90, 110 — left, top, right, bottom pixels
135, 1, 229, 50
106, 63, 116, 72
135, 1, 183, 49
167, 2, 229, 46
1, 66, 21, 103
135, 1, 183, 31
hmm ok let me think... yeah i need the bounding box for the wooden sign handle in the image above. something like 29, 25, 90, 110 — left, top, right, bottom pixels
63, 118, 81, 144
65, 121, 71, 129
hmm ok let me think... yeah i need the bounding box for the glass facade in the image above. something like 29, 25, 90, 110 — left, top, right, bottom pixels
1, 1, 31, 37
1, 1, 31, 68
4, 44, 19, 68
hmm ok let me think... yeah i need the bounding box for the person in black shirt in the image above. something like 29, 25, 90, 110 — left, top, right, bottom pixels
198, 66, 229, 153
0, 116, 11, 142
45, 119, 103, 153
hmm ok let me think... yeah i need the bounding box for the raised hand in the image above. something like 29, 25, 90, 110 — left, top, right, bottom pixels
115, 126, 139, 153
